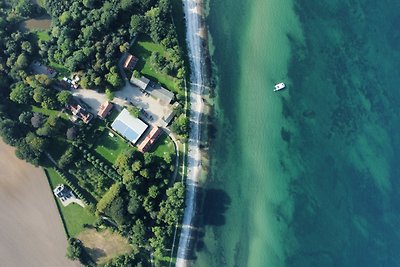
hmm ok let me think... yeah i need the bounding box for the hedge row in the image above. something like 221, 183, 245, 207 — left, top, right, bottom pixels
96, 183, 122, 213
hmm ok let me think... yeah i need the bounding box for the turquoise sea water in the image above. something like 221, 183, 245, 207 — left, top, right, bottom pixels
196, 0, 400, 266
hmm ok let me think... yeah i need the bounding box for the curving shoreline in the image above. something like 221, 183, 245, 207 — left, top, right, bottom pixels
175, 0, 210, 266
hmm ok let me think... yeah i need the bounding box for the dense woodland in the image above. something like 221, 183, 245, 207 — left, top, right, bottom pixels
0, 0, 186, 266
42, 0, 186, 91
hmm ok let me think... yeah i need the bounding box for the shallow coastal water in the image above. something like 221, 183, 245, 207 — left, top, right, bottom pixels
196, 0, 400, 266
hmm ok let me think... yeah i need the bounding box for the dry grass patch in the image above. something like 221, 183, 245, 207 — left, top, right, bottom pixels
77, 229, 133, 264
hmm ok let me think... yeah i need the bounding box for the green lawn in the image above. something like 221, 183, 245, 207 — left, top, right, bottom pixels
94, 129, 128, 164
131, 36, 180, 94
46, 168, 97, 237
36, 30, 50, 41
150, 133, 175, 158
30, 105, 68, 119
48, 61, 70, 77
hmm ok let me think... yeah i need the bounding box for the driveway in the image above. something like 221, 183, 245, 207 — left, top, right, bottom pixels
73, 84, 174, 127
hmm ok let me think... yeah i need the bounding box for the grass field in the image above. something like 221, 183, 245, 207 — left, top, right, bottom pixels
131, 36, 180, 94
94, 129, 128, 164
77, 229, 133, 265
46, 168, 97, 237
36, 30, 50, 41
30, 105, 69, 119
48, 61, 70, 77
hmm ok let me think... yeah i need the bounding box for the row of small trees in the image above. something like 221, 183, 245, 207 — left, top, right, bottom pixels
77, 145, 121, 181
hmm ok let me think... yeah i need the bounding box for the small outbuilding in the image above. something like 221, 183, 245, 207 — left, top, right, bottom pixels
130, 75, 150, 91
147, 84, 175, 104
123, 54, 138, 70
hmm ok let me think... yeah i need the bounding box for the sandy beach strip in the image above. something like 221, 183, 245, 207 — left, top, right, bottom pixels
0, 141, 79, 267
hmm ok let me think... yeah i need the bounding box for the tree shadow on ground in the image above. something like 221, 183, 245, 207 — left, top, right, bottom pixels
202, 188, 231, 226
83, 247, 106, 263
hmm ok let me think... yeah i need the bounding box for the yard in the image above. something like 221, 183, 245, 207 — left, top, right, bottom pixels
150, 133, 175, 158
30, 105, 69, 119
131, 36, 181, 95
48, 61, 70, 77
77, 229, 133, 265
45, 168, 97, 237
94, 128, 129, 164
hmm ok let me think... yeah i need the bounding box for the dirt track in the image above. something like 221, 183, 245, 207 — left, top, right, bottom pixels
0, 141, 80, 267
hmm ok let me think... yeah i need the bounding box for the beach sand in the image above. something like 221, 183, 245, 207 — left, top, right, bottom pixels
0, 141, 79, 267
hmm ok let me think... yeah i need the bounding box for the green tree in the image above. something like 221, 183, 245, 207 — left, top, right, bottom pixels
15, 53, 28, 70
127, 106, 140, 118
131, 160, 142, 172
131, 219, 146, 245
66, 238, 83, 261
10, 83, 32, 104
57, 90, 72, 105
21, 41, 32, 54
130, 15, 144, 34
0, 119, 24, 145
19, 111, 33, 125
97, 183, 122, 214
66, 127, 77, 140
105, 196, 128, 225
105, 88, 114, 101
36, 124, 55, 137
15, 140, 41, 166
143, 152, 154, 166
121, 0, 134, 10
171, 114, 189, 136
25, 132, 47, 153
133, 70, 140, 78
157, 182, 185, 225
30, 113, 44, 128
58, 146, 76, 169
105, 72, 123, 89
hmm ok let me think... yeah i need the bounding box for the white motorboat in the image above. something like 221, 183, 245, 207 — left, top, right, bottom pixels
274, 82, 286, 92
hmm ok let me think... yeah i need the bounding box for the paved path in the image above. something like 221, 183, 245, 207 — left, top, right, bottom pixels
0, 141, 80, 267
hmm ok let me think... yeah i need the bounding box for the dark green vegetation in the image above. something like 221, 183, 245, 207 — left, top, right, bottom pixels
131, 36, 184, 95
0, 0, 187, 266
42, 0, 186, 93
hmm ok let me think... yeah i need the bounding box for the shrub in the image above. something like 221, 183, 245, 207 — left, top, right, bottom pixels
96, 183, 122, 214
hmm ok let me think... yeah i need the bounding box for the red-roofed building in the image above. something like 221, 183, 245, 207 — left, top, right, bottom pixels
69, 104, 93, 124
123, 54, 138, 70
137, 127, 163, 153
97, 101, 113, 119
